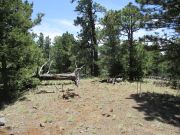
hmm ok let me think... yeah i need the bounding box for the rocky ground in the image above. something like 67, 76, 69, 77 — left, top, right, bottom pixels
0, 79, 179, 135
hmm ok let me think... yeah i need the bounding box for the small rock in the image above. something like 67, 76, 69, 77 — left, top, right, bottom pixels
40, 123, 45, 127
85, 127, 89, 130
102, 113, 111, 117
33, 106, 38, 109
65, 110, 69, 114
112, 115, 116, 120
0, 121, 5, 126
121, 130, 126, 134
5, 126, 12, 130
110, 109, 113, 112
0, 117, 6, 126
106, 114, 111, 117
137, 123, 143, 127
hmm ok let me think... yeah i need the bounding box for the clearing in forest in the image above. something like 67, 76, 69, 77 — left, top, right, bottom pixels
0, 79, 179, 135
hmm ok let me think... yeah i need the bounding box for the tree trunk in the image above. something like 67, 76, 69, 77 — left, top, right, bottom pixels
38, 73, 79, 86
90, 48, 94, 76
88, 0, 99, 77
128, 30, 134, 81
36, 62, 84, 87
1, 55, 9, 100
93, 47, 99, 76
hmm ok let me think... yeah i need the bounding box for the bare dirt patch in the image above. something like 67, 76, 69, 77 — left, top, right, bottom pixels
0, 79, 179, 135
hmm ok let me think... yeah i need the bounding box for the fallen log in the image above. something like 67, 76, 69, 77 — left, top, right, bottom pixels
35, 60, 84, 87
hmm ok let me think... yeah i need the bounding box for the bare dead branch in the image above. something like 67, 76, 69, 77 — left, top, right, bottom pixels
46, 60, 53, 74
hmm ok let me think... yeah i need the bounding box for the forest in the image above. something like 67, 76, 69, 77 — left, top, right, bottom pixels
0, 0, 179, 135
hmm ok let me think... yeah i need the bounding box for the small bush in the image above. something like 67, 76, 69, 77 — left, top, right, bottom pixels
171, 79, 180, 89
22, 78, 40, 89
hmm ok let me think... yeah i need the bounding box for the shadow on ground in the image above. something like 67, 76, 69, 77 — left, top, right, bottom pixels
0, 87, 27, 111
129, 92, 180, 127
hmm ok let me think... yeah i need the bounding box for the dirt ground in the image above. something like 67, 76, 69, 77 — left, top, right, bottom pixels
0, 79, 180, 135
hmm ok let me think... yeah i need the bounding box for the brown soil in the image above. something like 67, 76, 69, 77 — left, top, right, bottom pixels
0, 79, 179, 135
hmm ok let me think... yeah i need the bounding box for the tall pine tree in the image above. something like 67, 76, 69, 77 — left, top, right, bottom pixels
71, 0, 105, 76
119, 3, 144, 81
100, 10, 123, 77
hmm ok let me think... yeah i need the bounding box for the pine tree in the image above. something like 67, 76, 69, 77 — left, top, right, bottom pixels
136, 0, 180, 33
136, 0, 180, 85
119, 3, 144, 81
71, 0, 105, 76
100, 10, 123, 77
0, 0, 44, 101
53, 32, 76, 73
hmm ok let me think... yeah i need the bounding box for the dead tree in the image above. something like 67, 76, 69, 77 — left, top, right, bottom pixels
35, 60, 84, 87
